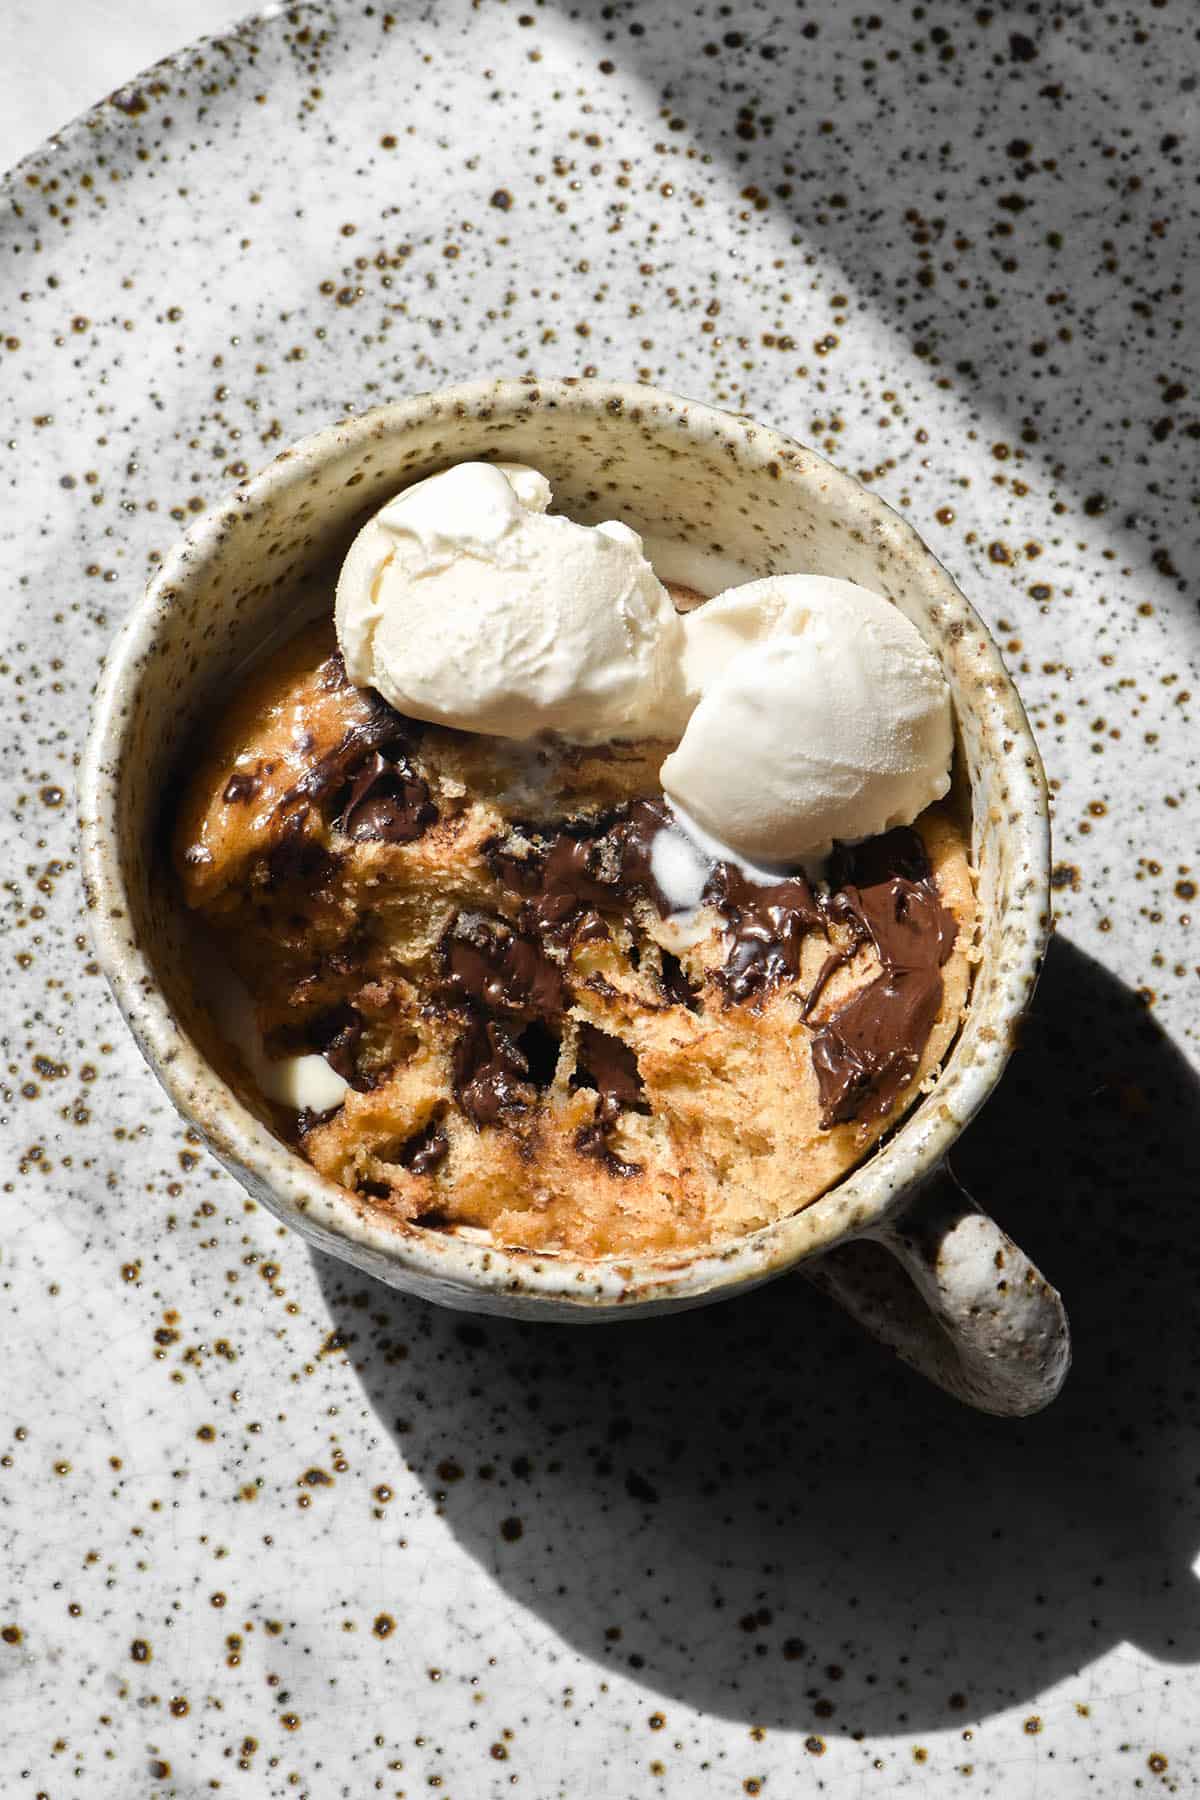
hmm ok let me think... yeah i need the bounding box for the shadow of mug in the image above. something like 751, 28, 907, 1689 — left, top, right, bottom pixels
313, 936, 1200, 1733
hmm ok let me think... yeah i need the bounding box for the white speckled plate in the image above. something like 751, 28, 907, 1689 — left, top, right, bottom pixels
3, 4, 1198, 1793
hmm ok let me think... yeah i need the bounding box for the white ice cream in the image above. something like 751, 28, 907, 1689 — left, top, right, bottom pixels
335, 466, 953, 868
211, 961, 350, 1114
335, 462, 688, 743
660, 575, 953, 863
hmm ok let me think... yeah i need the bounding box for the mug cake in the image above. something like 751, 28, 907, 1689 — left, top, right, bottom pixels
174, 461, 976, 1258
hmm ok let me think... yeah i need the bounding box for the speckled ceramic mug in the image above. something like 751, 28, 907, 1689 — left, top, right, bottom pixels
80, 377, 1069, 1416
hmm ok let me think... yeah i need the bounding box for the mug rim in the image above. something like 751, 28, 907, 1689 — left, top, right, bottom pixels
80, 375, 1050, 1316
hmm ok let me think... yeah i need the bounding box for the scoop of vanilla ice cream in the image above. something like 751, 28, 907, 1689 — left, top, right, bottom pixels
659, 575, 953, 862
335, 462, 688, 742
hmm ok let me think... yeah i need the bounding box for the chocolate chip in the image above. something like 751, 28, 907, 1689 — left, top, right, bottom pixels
441, 912, 566, 1020
358, 1178, 393, 1200
453, 1018, 536, 1127
222, 767, 260, 804
335, 749, 436, 844
279, 691, 416, 815
707, 864, 822, 1004
572, 1024, 648, 1122
395, 1118, 449, 1176
485, 798, 678, 941
569, 1024, 648, 1177
659, 949, 699, 1010
264, 810, 336, 890
528, 831, 625, 929
809, 827, 958, 1128
574, 1119, 643, 1178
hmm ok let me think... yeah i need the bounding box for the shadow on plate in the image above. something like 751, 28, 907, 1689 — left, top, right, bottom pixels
313, 934, 1200, 1734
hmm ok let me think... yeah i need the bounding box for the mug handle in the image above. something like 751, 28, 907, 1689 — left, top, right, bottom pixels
802, 1162, 1070, 1416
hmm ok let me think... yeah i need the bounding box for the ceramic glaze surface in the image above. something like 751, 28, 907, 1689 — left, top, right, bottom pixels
3, 5, 1198, 1794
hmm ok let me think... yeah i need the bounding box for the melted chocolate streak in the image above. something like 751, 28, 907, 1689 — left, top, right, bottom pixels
399, 1119, 449, 1177
571, 1022, 650, 1177
336, 749, 436, 845
809, 831, 958, 1128
462, 810, 956, 1136
452, 1018, 543, 1129
269, 656, 438, 860
488, 799, 677, 939
442, 913, 567, 1022
705, 863, 822, 1004
282, 665, 415, 812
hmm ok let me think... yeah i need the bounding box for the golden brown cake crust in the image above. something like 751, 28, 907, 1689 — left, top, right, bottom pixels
175, 622, 976, 1259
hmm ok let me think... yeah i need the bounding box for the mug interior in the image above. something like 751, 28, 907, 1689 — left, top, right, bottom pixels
84, 379, 1048, 1318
